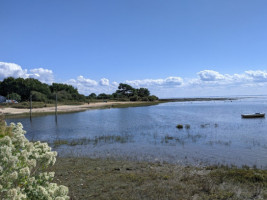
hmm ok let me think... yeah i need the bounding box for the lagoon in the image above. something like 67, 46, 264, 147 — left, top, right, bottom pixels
6, 97, 267, 168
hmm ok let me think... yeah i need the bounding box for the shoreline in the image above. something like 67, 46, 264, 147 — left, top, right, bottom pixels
1, 97, 237, 117
1, 101, 162, 117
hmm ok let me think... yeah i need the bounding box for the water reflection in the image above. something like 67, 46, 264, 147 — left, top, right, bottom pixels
5, 97, 267, 168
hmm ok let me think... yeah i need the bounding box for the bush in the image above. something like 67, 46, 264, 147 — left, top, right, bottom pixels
57, 90, 72, 101
141, 97, 149, 101
130, 96, 138, 101
148, 95, 158, 101
9, 93, 21, 102
0, 120, 69, 199
31, 91, 48, 102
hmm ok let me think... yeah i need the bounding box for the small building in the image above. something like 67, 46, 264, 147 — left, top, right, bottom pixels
0, 95, 6, 103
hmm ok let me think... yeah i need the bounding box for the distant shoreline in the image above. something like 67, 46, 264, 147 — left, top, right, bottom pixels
1, 97, 237, 117
159, 97, 237, 102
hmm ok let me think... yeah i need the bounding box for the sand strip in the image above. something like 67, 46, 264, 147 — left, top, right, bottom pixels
0, 101, 139, 115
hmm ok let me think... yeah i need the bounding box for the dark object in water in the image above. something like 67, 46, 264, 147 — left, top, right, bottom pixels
176, 124, 183, 129
241, 113, 265, 118
185, 124, 190, 129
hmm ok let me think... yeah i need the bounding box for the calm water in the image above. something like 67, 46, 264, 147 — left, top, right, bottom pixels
6, 97, 267, 168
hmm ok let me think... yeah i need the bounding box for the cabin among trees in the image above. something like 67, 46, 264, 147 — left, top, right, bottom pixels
0, 95, 6, 103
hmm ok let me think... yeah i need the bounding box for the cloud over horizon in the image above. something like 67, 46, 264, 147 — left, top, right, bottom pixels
1, 61, 267, 97
125, 76, 183, 87
0, 62, 54, 84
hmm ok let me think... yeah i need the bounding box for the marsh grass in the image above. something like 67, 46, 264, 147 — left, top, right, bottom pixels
50, 157, 267, 200
207, 140, 232, 146
52, 134, 134, 147
161, 132, 204, 145
2, 102, 54, 109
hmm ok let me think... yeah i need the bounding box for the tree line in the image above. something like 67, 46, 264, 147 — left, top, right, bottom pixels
0, 77, 158, 102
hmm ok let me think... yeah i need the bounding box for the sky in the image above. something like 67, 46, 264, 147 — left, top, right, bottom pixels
1, 0, 267, 97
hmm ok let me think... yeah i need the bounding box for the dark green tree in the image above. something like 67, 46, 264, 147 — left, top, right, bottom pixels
116, 83, 136, 97
137, 88, 150, 97
88, 93, 97, 99
97, 93, 111, 99
31, 91, 48, 102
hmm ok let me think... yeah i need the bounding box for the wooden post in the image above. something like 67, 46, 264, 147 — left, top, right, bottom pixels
55, 92, 58, 122
30, 94, 32, 120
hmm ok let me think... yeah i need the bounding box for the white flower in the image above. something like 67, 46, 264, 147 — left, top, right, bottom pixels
0, 122, 70, 199
9, 171, 18, 180
19, 167, 30, 176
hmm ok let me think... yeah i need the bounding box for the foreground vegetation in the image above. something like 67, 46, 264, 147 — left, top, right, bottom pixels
51, 157, 267, 200
0, 118, 69, 199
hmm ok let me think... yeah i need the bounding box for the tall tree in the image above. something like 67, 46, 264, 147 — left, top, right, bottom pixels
116, 83, 136, 97
137, 88, 150, 97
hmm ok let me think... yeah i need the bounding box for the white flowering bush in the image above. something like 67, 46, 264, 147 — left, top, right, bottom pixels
0, 120, 69, 200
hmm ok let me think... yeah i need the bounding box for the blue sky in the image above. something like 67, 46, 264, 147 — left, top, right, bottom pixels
1, 0, 267, 97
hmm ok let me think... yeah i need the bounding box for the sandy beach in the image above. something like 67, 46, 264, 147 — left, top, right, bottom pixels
0, 101, 143, 115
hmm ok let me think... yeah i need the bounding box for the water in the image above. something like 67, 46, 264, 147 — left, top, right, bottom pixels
5, 97, 267, 168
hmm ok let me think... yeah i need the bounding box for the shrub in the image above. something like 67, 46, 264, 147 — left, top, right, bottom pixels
130, 96, 138, 101
0, 120, 69, 199
148, 95, 158, 101
141, 97, 149, 101
57, 90, 73, 101
31, 91, 48, 102
9, 93, 21, 102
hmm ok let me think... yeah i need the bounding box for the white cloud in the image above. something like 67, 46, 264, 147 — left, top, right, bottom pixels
125, 76, 183, 87
66, 70, 267, 97
195, 69, 267, 86
99, 78, 109, 86
0, 62, 54, 84
165, 77, 183, 85
0, 62, 27, 79
112, 81, 119, 86
76, 76, 98, 86
66, 76, 115, 95
197, 70, 225, 81
28, 68, 54, 84
245, 70, 267, 82
66, 76, 97, 94
2, 61, 267, 97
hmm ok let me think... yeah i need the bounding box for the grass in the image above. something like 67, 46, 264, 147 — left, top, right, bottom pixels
0, 102, 55, 109
50, 157, 267, 200
52, 135, 134, 147
207, 140, 232, 146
